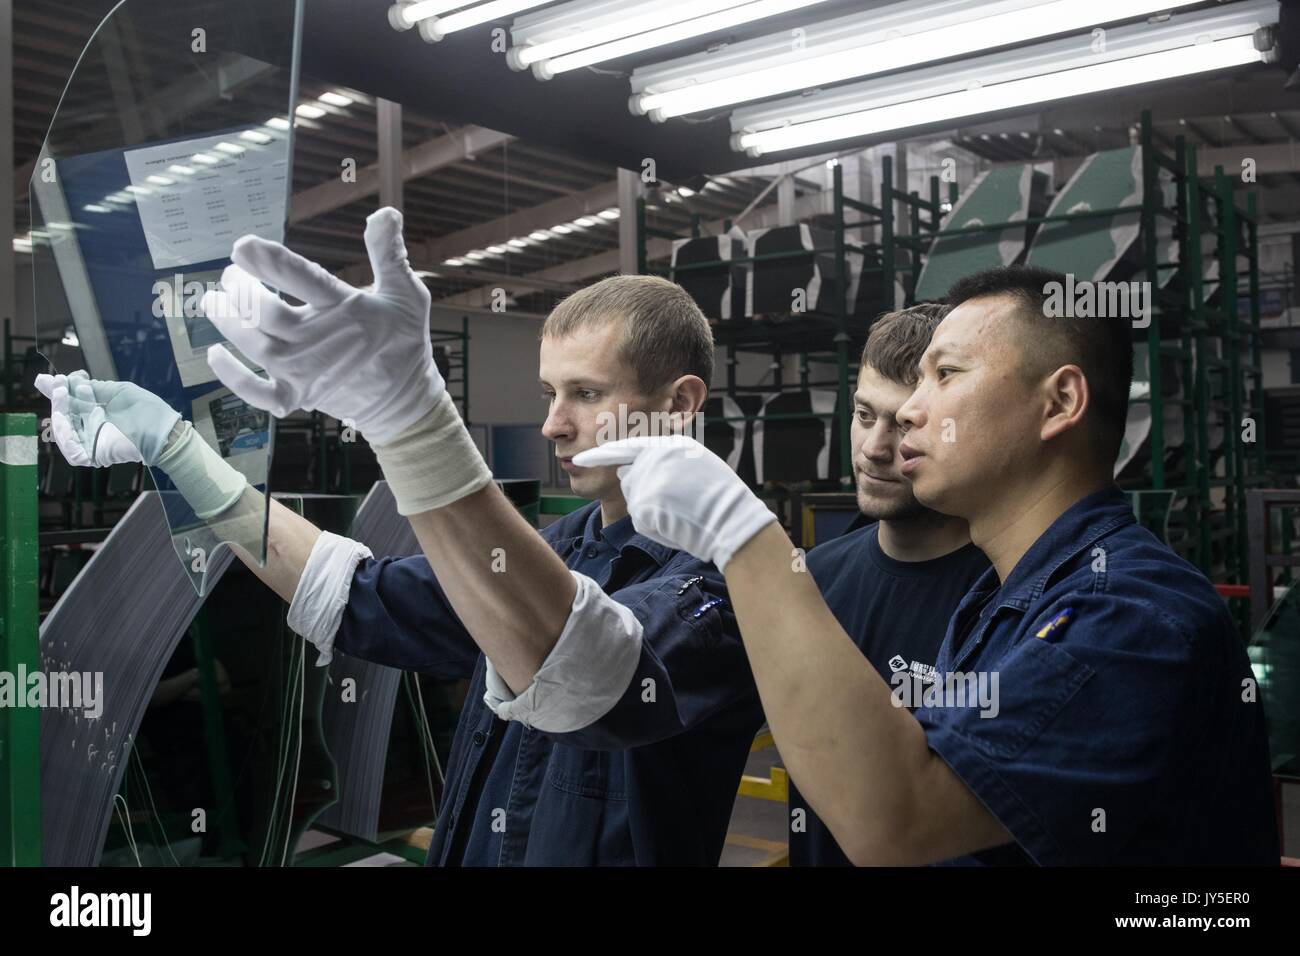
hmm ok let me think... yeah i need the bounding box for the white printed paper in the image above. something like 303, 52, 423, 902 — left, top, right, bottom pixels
124, 127, 288, 270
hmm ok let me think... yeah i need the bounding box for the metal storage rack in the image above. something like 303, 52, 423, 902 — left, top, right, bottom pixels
639, 158, 952, 488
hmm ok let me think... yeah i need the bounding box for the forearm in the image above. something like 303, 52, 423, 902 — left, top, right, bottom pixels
406, 481, 576, 693
227, 493, 322, 604
724, 523, 939, 862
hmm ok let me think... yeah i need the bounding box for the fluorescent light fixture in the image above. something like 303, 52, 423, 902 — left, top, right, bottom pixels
214, 142, 245, 155
736, 37, 1264, 156
530, 0, 829, 79
266, 116, 292, 130
529, 230, 552, 240
632, 0, 1202, 121
597, 208, 620, 219
465, 251, 488, 260
389, 0, 473, 29
295, 103, 327, 119
443, 257, 466, 266
105, 191, 134, 203
83, 204, 113, 213
550, 223, 574, 234
418, 0, 553, 42
240, 129, 274, 144
676, 187, 695, 197
508, 238, 530, 248
486, 244, 509, 254
125, 185, 151, 195
574, 216, 601, 227
191, 153, 220, 164
318, 91, 354, 107
508, 0, 799, 72
146, 175, 175, 186
168, 165, 195, 176
730, 0, 1276, 155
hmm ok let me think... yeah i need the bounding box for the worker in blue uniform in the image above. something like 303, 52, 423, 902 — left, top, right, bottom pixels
38, 207, 764, 865
583, 265, 1280, 865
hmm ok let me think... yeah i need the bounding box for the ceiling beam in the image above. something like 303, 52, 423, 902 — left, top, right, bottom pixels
288, 125, 514, 224
435, 190, 831, 309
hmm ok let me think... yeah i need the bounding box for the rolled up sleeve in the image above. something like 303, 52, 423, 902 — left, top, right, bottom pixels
536, 558, 759, 750
483, 570, 644, 733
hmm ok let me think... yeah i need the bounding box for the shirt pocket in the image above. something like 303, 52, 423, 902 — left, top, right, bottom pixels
964, 636, 1095, 762
545, 745, 628, 801
533, 747, 635, 865
671, 578, 729, 649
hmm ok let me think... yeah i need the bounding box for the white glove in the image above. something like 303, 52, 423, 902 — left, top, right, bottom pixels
572, 436, 776, 571
35, 371, 178, 467
33, 371, 247, 520
200, 206, 443, 447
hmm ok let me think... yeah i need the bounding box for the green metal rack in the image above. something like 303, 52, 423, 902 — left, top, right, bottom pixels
639, 159, 953, 487
0, 413, 41, 865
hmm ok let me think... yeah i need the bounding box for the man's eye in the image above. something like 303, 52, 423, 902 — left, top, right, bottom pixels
855, 410, 876, 425
578, 390, 599, 401
937, 367, 956, 380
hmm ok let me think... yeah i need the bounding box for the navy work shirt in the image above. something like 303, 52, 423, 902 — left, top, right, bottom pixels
917, 485, 1279, 865
790, 524, 990, 866
332, 501, 764, 866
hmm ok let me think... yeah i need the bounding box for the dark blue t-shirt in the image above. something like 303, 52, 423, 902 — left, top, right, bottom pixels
788, 523, 991, 866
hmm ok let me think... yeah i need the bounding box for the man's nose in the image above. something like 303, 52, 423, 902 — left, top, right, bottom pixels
862, 422, 896, 462
541, 404, 571, 442
897, 387, 926, 433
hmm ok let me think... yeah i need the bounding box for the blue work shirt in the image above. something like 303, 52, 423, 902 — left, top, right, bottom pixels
917, 485, 1279, 865
332, 501, 764, 866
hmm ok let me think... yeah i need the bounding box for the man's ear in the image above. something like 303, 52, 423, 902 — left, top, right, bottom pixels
1040, 364, 1089, 444
670, 374, 709, 415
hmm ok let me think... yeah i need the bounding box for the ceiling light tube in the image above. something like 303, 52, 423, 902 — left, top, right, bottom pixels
730, 0, 1275, 134
735, 36, 1263, 156
634, 0, 1204, 121
535, 0, 828, 79
508, 0, 756, 71
420, 0, 554, 42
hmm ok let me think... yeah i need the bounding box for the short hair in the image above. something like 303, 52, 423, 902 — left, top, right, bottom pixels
945, 265, 1133, 463
542, 274, 714, 394
860, 302, 950, 387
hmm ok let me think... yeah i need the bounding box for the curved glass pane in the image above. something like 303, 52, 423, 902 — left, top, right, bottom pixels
29, 0, 303, 593
1252, 580, 1300, 780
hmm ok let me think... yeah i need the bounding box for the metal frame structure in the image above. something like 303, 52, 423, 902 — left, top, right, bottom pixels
641, 157, 952, 487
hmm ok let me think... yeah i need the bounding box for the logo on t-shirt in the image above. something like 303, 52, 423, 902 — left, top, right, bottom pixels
888, 654, 937, 685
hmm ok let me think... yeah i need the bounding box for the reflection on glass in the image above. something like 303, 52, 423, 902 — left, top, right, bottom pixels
29, 0, 303, 593
1252, 580, 1300, 779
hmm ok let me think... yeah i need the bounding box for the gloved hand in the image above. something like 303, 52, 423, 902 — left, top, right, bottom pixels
200, 206, 443, 447
200, 206, 492, 516
33, 371, 247, 520
572, 436, 776, 571
35, 371, 179, 466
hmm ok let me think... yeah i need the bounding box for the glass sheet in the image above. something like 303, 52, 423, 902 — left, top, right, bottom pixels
29, 0, 304, 593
